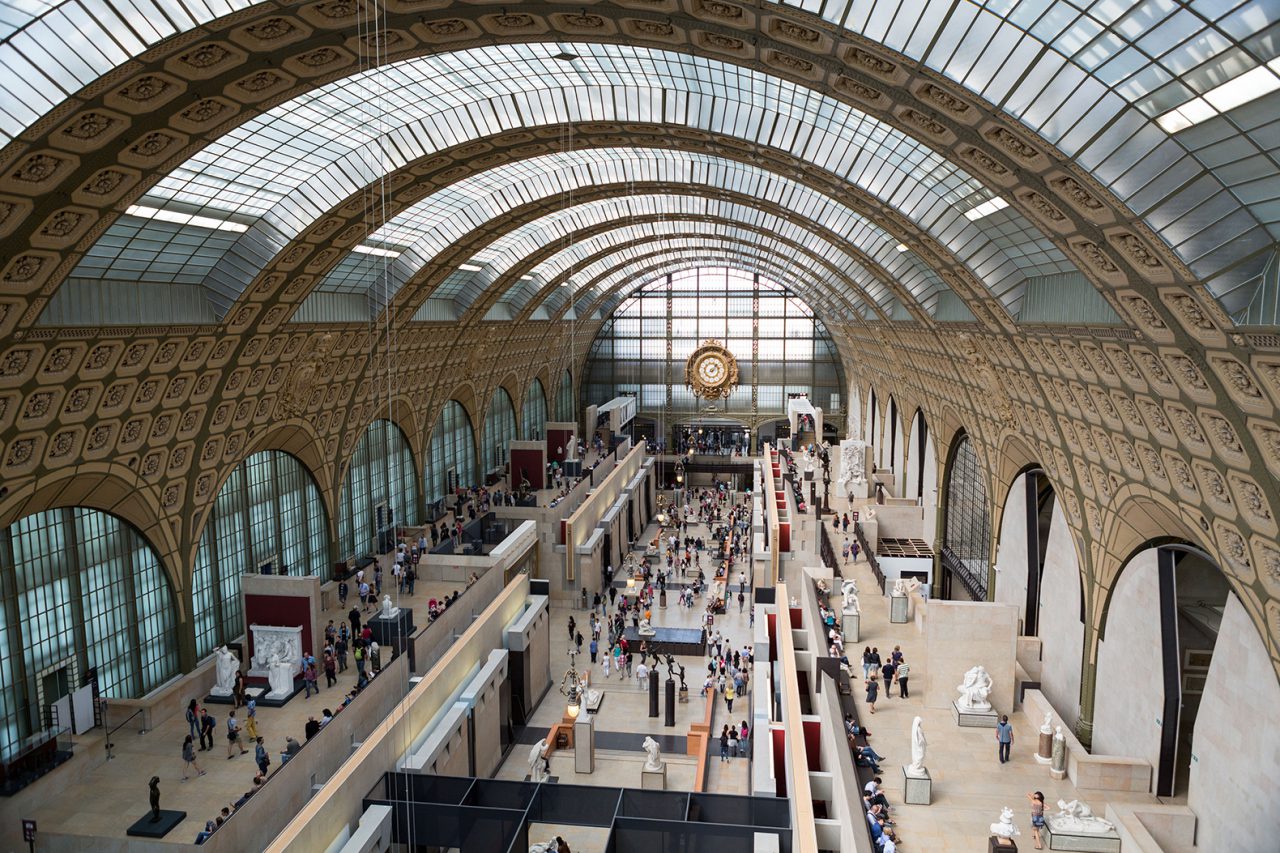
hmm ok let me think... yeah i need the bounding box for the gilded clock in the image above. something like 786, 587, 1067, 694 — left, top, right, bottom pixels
685, 340, 739, 400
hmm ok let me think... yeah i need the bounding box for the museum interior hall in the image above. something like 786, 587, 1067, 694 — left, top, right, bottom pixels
0, 0, 1277, 850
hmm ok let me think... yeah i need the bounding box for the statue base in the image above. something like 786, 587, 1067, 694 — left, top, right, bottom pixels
641, 763, 667, 790
638, 627, 657, 638
208, 685, 233, 698
952, 701, 999, 728
889, 595, 909, 623
368, 607, 415, 649
902, 765, 931, 805
127, 810, 187, 838
842, 611, 860, 643
678, 687, 688, 704
1043, 823, 1121, 852
988, 836, 1018, 852
1050, 766, 1067, 781
1036, 731, 1054, 764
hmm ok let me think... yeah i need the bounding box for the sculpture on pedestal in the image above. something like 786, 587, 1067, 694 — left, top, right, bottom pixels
1050, 800, 1114, 834
841, 579, 860, 614
1041, 712, 1053, 734
638, 618, 656, 637
249, 625, 303, 675
642, 736, 663, 771
907, 716, 927, 775
211, 646, 239, 697
1051, 726, 1067, 774
990, 807, 1020, 839
380, 594, 399, 619
148, 776, 161, 823
528, 738, 550, 783
892, 577, 921, 597
955, 665, 994, 712
836, 439, 867, 499
267, 654, 295, 698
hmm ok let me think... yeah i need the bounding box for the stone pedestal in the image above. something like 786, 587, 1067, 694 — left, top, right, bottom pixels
988, 836, 1018, 853
678, 687, 688, 704
660, 589, 667, 608
842, 611, 860, 643
953, 701, 999, 728
889, 594, 909, 623
1043, 823, 1121, 852
902, 766, 931, 805
648, 671, 659, 718
127, 811, 187, 838
367, 608, 415, 650
1037, 731, 1053, 765
574, 715, 594, 774
664, 679, 676, 727
641, 763, 667, 790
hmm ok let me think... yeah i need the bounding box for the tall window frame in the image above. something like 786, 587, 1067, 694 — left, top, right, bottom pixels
425, 401, 477, 502
483, 388, 517, 475
941, 432, 993, 601
521, 378, 548, 440
338, 419, 419, 560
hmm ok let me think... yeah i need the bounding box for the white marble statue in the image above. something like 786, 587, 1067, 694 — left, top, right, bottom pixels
841, 579, 860, 614
956, 665, 994, 712
990, 806, 1020, 839
211, 645, 239, 697
638, 618, 656, 637
836, 439, 867, 499
529, 839, 558, 853
249, 625, 302, 674
1051, 726, 1067, 774
907, 716, 927, 775
642, 736, 663, 771
1040, 712, 1053, 735
1050, 800, 1115, 834
891, 577, 922, 597
528, 738, 550, 783
801, 447, 815, 479
380, 594, 399, 619
266, 653, 295, 698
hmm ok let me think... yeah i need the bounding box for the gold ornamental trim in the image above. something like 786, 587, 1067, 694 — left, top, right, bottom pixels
685, 339, 739, 400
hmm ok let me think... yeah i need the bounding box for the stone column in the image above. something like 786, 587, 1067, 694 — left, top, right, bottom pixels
1074, 623, 1099, 750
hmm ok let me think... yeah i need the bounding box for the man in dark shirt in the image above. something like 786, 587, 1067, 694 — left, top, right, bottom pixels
304, 716, 321, 741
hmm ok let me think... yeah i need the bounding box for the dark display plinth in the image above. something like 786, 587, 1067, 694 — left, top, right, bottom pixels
623, 625, 705, 657
127, 810, 187, 838
368, 608, 415, 649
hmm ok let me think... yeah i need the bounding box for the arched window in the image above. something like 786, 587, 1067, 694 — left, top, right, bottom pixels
555, 370, 574, 421
0, 507, 178, 756
942, 432, 992, 600
425, 401, 477, 502
338, 420, 418, 559
192, 451, 328, 657
483, 388, 517, 475
521, 378, 548, 440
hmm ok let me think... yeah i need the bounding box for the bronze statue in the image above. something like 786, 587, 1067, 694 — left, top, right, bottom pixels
148, 775, 161, 822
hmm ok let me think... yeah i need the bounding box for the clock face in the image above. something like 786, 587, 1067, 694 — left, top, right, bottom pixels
685, 340, 739, 400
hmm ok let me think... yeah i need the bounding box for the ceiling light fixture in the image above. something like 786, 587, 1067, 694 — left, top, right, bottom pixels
1156, 62, 1280, 133
125, 204, 248, 233
352, 244, 401, 258
964, 197, 1009, 221
896, 243, 909, 252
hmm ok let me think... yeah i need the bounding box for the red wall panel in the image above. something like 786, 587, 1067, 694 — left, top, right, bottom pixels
772, 728, 787, 798
243, 594, 313, 664
509, 449, 544, 490
802, 719, 821, 771
547, 430, 574, 463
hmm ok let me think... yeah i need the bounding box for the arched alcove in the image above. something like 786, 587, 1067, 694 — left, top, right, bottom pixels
425, 401, 478, 507
521, 377, 548, 440
939, 430, 991, 601
337, 419, 419, 560
482, 388, 517, 478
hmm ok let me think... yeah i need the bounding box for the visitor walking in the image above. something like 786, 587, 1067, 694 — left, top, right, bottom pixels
255, 736, 270, 776
896, 660, 911, 698
199, 708, 215, 751
720, 725, 731, 762
226, 711, 248, 758
865, 674, 879, 714
185, 699, 200, 742
996, 715, 1014, 763
182, 735, 206, 780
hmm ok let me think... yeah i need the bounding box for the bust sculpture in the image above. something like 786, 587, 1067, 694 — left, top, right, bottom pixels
148, 776, 162, 822
267, 653, 294, 698
212, 645, 239, 696
380, 594, 399, 619
907, 715, 927, 775
1050, 799, 1115, 834
841, 579, 860, 614
528, 738, 549, 782
956, 665, 994, 712
1040, 712, 1053, 735
990, 806, 1020, 839
642, 736, 663, 771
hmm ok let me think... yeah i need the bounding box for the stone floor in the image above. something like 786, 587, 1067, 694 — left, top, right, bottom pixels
26, 571, 466, 843
492, 513, 754, 800
816, 485, 1157, 851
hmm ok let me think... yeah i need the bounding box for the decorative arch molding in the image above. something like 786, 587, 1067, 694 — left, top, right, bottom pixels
334, 393, 421, 498
0, 464, 183, 597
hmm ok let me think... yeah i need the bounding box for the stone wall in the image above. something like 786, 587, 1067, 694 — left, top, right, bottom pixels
993, 474, 1029, 625
1188, 593, 1280, 851
1035, 499, 1083, 728
922, 600, 1019, 716
1092, 549, 1163, 777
